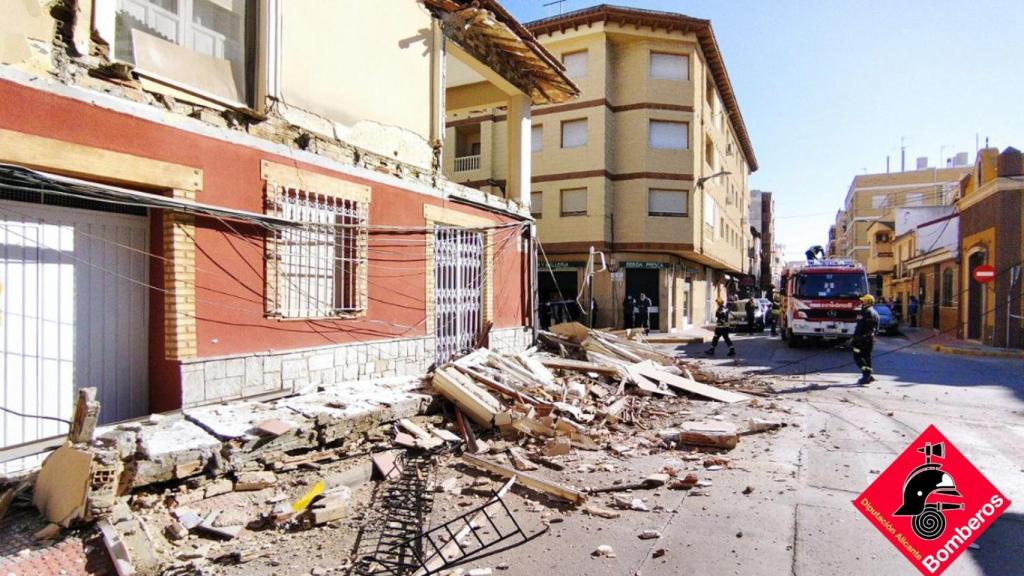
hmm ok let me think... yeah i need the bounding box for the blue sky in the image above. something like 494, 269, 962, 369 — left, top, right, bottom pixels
503, 0, 1024, 260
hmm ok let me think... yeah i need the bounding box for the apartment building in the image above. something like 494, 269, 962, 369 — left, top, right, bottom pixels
750, 190, 775, 293
444, 5, 757, 330
837, 165, 970, 275
0, 0, 576, 464
957, 147, 1023, 348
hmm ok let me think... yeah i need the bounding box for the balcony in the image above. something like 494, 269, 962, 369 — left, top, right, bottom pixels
454, 154, 481, 173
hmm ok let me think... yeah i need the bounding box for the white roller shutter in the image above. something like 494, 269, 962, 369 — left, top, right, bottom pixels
649, 189, 688, 216
560, 188, 587, 216
649, 120, 688, 150
650, 53, 689, 80
561, 119, 588, 149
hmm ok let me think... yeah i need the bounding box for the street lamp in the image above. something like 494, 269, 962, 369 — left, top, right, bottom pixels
695, 170, 732, 190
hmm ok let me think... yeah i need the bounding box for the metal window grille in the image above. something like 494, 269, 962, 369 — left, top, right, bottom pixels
434, 227, 484, 364
267, 183, 367, 318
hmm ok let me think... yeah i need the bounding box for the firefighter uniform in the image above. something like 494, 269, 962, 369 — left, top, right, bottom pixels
852, 294, 880, 384
705, 298, 736, 356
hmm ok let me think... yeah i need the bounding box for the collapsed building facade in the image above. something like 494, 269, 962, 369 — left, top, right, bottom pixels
0, 0, 578, 470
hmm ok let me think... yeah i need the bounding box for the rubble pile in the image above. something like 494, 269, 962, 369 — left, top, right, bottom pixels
0, 324, 791, 576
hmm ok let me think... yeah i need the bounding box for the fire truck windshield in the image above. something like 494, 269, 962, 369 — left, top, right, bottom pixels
794, 273, 867, 299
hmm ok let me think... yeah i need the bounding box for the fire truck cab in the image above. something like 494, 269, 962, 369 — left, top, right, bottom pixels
779, 259, 869, 347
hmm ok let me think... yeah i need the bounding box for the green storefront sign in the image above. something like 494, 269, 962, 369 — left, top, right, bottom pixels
623, 261, 669, 270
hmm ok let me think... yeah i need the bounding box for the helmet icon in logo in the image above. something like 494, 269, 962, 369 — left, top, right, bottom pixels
894, 442, 965, 540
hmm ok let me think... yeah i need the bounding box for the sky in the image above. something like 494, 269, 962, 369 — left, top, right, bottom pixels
501, 0, 1024, 261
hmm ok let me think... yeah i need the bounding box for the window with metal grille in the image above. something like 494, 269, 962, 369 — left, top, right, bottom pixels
266, 184, 367, 318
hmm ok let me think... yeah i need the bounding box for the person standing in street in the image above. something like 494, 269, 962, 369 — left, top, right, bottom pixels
852, 294, 880, 384
908, 296, 919, 327
770, 295, 781, 336
623, 295, 635, 329
706, 297, 736, 356
745, 296, 757, 333
637, 292, 652, 334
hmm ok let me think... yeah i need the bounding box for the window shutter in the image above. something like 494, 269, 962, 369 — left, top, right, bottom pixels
562, 50, 588, 78
531, 191, 543, 217
531, 125, 543, 152
649, 121, 688, 149
561, 119, 588, 148
650, 53, 688, 80
648, 189, 688, 216
561, 188, 587, 215
704, 191, 716, 226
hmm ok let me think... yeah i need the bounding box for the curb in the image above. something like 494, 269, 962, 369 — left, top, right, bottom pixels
929, 344, 1024, 359
646, 337, 707, 345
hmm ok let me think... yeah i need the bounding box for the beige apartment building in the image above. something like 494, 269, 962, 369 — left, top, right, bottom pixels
444, 5, 757, 330
838, 165, 970, 294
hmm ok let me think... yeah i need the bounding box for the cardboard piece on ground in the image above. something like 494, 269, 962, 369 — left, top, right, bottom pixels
637, 365, 750, 403
254, 418, 293, 437
550, 322, 591, 343
462, 453, 586, 504
372, 451, 403, 480
33, 444, 94, 527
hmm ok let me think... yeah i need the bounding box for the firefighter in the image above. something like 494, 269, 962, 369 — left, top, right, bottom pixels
705, 297, 736, 356
770, 295, 781, 336
852, 294, 880, 384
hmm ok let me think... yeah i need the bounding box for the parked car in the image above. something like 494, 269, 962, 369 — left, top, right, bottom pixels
728, 300, 765, 331
756, 298, 772, 315
875, 303, 899, 335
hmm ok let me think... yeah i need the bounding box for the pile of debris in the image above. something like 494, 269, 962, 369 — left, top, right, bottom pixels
0, 324, 787, 576
434, 322, 754, 464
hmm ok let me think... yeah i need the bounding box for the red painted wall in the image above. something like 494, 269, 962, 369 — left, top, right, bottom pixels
0, 79, 529, 410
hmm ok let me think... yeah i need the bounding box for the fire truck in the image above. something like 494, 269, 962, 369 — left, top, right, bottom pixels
778, 259, 869, 347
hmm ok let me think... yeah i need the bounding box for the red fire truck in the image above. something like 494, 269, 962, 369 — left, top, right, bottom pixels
779, 259, 869, 347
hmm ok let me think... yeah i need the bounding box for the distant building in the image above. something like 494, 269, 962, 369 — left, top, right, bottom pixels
837, 164, 971, 267
956, 147, 1024, 348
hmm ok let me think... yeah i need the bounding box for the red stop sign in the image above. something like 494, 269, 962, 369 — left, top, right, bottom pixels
973, 264, 996, 283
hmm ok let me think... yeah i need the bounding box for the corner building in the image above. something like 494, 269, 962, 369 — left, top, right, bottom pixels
444, 5, 757, 330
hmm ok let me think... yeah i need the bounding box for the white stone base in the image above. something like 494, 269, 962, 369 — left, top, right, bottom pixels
179, 326, 532, 407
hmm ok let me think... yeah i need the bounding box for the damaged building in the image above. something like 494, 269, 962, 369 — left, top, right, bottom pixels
0, 0, 578, 471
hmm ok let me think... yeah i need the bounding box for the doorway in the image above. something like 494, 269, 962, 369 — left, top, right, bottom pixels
967, 251, 986, 340
626, 267, 660, 330
538, 269, 578, 328
434, 226, 484, 364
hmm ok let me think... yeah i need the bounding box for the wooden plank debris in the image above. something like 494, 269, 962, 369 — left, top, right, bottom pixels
462, 453, 586, 504
636, 364, 750, 403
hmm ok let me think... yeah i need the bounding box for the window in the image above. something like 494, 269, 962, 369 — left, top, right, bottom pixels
560, 188, 587, 216
705, 75, 715, 106
705, 139, 717, 170
530, 191, 543, 218
941, 269, 954, 307
703, 191, 716, 226
531, 125, 543, 153
649, 52, 689, 80
648, 120, 688, 150
267, 185, 367, 318
115, 0, 255, 104
648, 189, 688, 217
905, 192, 924, 206
561, 119, 588, 148
871, 194, 888, 209
562, 50, 588, 78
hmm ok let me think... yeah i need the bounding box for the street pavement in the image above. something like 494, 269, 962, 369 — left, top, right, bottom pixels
670, 329, 1024, 576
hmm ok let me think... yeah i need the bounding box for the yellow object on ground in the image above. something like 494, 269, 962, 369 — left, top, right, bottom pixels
291, 480, 325, 512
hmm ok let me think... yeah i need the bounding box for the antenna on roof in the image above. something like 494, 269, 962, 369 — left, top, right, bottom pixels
542, 0, 568, 16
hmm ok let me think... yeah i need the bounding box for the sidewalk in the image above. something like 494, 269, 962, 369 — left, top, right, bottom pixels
644, 325, 715, 344
901, 327, 1024, 359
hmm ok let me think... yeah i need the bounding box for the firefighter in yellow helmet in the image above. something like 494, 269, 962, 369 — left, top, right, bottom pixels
852, 294, 880, 384
705, 296, 736, 356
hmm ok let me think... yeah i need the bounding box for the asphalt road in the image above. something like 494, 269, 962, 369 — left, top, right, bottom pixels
675, 330, 1024, 576
430, 331, 1024, 576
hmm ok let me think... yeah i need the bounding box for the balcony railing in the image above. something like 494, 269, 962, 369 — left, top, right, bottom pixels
454, 154, 481, 172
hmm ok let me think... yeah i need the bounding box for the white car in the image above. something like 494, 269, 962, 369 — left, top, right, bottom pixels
727, 301, 765, 331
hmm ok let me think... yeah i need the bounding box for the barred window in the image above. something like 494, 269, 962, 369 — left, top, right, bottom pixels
266, 184, 367, 318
